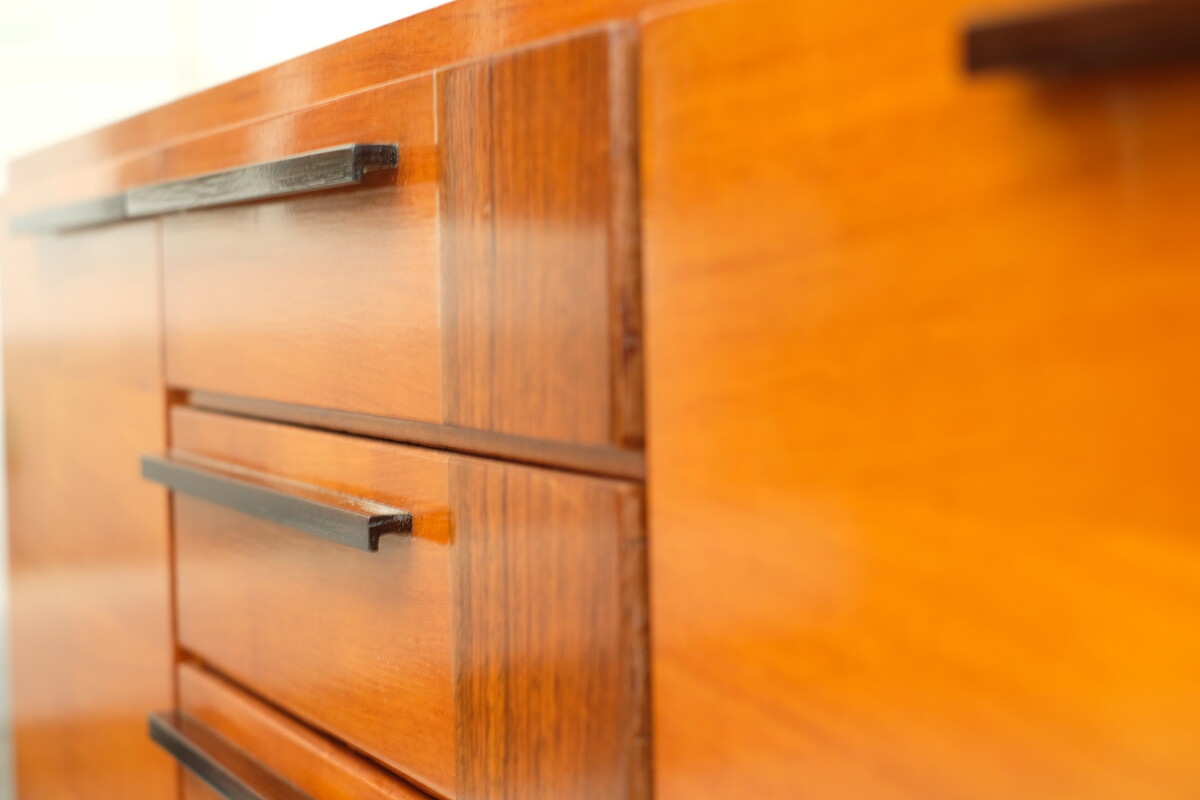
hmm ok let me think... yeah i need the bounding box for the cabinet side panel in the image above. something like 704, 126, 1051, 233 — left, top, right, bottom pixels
2, 218, 175, 800
644, 1, 1200, 799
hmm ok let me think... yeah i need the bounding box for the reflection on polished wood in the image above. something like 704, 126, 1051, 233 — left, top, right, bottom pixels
161, 77, 443, 425
1, 217, 176, 799
453, 454, 649, 800
171, 405, 649, 799
440, 26, 643, 448
171, 407, 457, 798
18, 0, 1200, 798
644, 0, 1200, 798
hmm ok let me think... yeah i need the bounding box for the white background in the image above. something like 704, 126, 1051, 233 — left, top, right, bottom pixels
0, 0, 450, 793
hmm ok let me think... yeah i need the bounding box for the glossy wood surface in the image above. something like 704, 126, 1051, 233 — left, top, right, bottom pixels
166, 27, 642, 452
172, 405, 649, 799
643, 0, 1200, 798
1, 218, 176, 799
171, 407, 456, 798
440, 26, 643, 448
179, 663, 430, 800
452, 450, 649, 800
162, 76, 443, 424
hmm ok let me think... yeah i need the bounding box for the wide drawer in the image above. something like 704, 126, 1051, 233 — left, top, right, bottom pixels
158, 406, 649, 800
162, 27, 641, 453
170, 662, 429, 800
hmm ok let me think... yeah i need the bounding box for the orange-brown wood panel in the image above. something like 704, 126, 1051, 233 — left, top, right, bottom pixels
452, 455, 649, 800
1, 218, 175, 799
169, 403, 648, 800
162, 76, 442, 424
440, 26, 643, 450
178, 663, 431, 800
170, 407, 456, 798
166, 30, 644, 454
643, 1, 1200, 798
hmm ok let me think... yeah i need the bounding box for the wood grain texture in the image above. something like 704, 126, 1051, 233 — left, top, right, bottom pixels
171, 405, 649, 799
439, 26, 643, 448
165, 35, 643, 453
171, 407, 456, 798
1, 218, 175, 800
438, 59, 495, 442
643, 1, 1200, 798
162, 76, 442, 424
178, 663, 430, 800
453, 455, 649, 800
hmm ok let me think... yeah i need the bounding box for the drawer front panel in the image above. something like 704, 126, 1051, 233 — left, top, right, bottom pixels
171, 407, 455, 797
162, 74, 442, 425
177, 663, 429, 800
169, 406, 649, 800
163, 26, 641, 453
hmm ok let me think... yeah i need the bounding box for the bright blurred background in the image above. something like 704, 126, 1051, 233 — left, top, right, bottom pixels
0, 0, 449, 793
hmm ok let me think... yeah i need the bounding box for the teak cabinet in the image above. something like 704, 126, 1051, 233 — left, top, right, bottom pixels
7, 0, 1200, 798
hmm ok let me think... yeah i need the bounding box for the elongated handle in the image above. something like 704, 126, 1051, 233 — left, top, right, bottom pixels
141, 454, 412, 552
965, 0, 1200, 74
126, 143, 398, 215
9, 143, 399, 234
149, 711, 315, 800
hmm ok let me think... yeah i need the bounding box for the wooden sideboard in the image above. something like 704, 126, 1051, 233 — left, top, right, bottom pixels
7, 0, 1200, 798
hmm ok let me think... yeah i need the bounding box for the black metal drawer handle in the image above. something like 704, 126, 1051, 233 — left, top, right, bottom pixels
150, 711, 315, 800
9, 143, 398, 234
126, 143, 398, 216
141, 454, 412, 552
966, 0, 1200, 75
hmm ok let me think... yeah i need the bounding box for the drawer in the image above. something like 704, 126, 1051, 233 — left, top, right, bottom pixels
153, 406, 649, 800
162, 27, 641, 453
168, 662, 428, 800
161, 74, 441, 425
161, 407, 455, 796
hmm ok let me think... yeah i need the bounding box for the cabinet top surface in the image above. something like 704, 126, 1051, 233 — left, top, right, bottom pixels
8, 0, 699, 191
